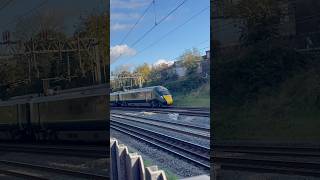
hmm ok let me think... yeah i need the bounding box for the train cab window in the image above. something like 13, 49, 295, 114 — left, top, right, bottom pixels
156, 87, 170, 95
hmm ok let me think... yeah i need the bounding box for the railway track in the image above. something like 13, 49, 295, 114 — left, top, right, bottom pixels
112, 112, 210, 130
0, 143, 108, 158
215, 144, 320, 157
111, 106, 210, 117
110, 118, 210, 170
214, 144, 320, 177
111, 113, 210, 139
0, 160, 108, 180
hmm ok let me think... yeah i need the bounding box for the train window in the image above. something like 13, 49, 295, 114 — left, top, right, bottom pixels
156, 87, 170, 95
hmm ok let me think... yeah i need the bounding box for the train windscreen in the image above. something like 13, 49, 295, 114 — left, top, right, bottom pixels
156, 87, 170, 95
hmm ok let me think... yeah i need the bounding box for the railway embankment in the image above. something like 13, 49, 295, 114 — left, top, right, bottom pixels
173, 83, 210, 108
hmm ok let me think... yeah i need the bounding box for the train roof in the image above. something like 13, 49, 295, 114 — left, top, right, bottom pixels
110, 86, 167, 95
0, 97, 30, 106
31, 85, 108, 103
0, 85, 108, 105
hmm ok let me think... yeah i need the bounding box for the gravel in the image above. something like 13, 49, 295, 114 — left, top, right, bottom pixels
111, 113, 209, 135
111, 110, 210, 178
112, 116, 210, 147
112, 110, 210, 129
111, 129, 209, 178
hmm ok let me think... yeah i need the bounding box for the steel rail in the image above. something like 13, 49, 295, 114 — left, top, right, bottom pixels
111, 112, 210, 131
213, 144, 320, 177
0, 160, 108, 180
111, 106, 210, 117
110, 121, 210, 168
111, 124, 210, 170
111, 119, 209, 152
214, 144, 320, 157
0, 144, 108, 158
213, 155, 320, 177
0, 168, 48, 180
111, 114, 210, 139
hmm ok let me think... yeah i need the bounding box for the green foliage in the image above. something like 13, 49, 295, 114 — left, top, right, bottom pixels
164, 75, 207, 94
113, 47, 207, 100
173, 83, 210, 107
179, 48, 201, 75
214, 0, 320, 143
76, 13, 109, 65
214, 62, 320, 141
0, 10, 109, 97
225, 0, 282, 44
147, 63, 178, 84
134, 63, 151, 82
164, 171, 178, 180
74, 12, 109, 81
214, 43, 308, 108
213, 0, 320, 142
0, 60, 25, 84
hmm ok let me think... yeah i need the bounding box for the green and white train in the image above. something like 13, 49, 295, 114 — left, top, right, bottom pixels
110, 86, 173, 107
0, 85, 108, 143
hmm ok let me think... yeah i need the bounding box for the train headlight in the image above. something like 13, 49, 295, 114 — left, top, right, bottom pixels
163, 95, 173, 105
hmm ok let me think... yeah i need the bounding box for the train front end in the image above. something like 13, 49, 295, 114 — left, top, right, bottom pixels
156, 86, 173, 106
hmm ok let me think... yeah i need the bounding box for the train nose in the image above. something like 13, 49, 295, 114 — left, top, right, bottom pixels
163, 95, 173, 105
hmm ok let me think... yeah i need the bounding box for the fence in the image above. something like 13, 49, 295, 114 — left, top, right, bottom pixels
110, 138, 167, 180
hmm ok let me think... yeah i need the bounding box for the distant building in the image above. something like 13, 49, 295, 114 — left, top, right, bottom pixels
200, 50, 210, 76
168, 50, 210, 78
172, 60, 186, 77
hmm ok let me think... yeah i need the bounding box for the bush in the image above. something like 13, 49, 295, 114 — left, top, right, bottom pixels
213, 44, 311, 108
163, 75, 208, 94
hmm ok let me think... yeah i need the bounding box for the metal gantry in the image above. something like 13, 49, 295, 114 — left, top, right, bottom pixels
110, 73, 143, 91
0, 32, 103, 85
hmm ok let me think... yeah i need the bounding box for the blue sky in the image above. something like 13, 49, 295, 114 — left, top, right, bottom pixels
110, 0, 210, 72
0, 0, 104, 37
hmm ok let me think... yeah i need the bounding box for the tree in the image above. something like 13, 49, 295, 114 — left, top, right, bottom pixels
113, 64, 132, 76
224, 0, 282, 45
14, 9, 65, 41
134, 63, 151, 83
75, 12, 109, 82
179, 48, 201, 75
12, 9, 68, 81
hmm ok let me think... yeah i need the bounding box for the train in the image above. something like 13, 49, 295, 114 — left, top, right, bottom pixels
110, 86, 173, 107
0, 85, 108, 143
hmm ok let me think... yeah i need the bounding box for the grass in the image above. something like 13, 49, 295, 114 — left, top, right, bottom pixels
143, 160, 178, 180
173, 83, 210, 108
215, 68, 320, 142
164, 170, 178, 180
127, 147, 178, 180
143, 159, 152, 167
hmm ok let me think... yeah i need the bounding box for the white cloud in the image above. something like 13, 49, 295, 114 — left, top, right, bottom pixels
115, 64, 133, 73
111, 13, 140, 21
153, 59, 174, 67
111, 0, 149, 9
111, 23, 132, 31
111, 44, 137, 64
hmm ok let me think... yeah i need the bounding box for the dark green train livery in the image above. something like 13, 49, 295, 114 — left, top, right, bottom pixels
110, 86, 173, 107
0, 85, 108, 143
